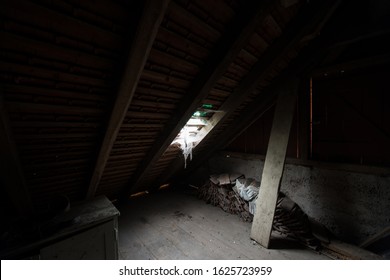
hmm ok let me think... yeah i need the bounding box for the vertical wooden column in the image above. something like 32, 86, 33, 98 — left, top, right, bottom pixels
250, 79, 298, 248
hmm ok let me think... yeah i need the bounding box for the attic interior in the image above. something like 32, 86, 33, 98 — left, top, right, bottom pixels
1, 0, 389, 260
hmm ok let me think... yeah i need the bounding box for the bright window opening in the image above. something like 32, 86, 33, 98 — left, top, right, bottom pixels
171, 104, 215, 168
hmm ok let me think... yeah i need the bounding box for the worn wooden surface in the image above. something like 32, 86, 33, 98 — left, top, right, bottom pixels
1, 196, 119, 259
40, 219, 117, 260
323, 239, 383, 260
117, 190, 329, 260
251, 80, 297, 248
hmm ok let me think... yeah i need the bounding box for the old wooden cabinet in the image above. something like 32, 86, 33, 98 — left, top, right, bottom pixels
1, 196, 120, 260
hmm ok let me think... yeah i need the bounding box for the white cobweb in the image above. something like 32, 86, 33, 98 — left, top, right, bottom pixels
172, 126, 198, 168
171, 114, 209, 168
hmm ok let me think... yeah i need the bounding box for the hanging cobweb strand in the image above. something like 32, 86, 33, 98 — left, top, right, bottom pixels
182, 142, 193, 169
181, 128, 193, 168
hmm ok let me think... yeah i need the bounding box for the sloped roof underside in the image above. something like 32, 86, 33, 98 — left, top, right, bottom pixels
2, 0, 378, 214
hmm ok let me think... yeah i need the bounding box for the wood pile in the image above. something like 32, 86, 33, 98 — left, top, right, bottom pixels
198, 177, 321, 249
198, 180, 253, 222
273, 193, 321, 250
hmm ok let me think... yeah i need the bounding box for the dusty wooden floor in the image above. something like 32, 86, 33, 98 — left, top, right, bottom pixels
117, 190, 330, 260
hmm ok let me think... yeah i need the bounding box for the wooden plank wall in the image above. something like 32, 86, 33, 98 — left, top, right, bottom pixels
0, 0, 140, 210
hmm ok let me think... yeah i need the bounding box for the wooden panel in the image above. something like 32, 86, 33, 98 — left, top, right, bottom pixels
2, 85, 108, 101
0, 0, 123, 50
0, 31, 116, 71
166, 1, 221, 44
40, 220, 117, 260
312, 67, 390, 165
156, 27, 209, 60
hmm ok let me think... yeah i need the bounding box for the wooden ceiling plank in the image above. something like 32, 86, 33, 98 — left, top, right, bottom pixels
123, 0, 276, 196
2, 84, 108, 102
0, 31, 116, 71
6, 102, 103, 115
85, 0, 170, 199
11, 121, 99, 128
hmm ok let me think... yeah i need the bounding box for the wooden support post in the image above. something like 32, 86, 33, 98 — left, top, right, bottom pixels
250, 79, 298, 248
0, 96, 34, 217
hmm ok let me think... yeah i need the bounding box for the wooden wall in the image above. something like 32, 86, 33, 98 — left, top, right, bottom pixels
312, 65, 390, 166
226, 64, 390, 167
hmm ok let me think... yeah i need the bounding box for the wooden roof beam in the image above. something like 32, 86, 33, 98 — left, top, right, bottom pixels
86, 0, 170, 199
192, 0, 342, 153
123, 1, 276, 196
156, 76, 285, 187
312, 53, 390, 77
157, 1, 343, 186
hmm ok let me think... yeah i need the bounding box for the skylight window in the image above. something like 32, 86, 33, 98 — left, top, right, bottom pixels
171, 104, 215, 168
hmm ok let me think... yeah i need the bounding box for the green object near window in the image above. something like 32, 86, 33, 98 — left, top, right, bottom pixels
202, 104, 213, 109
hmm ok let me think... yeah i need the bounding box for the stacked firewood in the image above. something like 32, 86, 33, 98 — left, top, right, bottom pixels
198, 180, 253, 222
273, 193, 321, 249
198, 176, 321, 249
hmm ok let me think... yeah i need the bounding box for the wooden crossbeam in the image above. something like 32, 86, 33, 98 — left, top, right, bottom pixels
0, 96, 34, 217
86, 0, 170, 199
123, 1, 276, 196
312, 53, 390, 77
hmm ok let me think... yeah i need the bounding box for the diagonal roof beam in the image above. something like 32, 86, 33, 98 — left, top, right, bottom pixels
86, 0, 170, 199
192, 0, 341, 150
123, 1, 276, 196
157, 73, 295, 187
157, 0, 342, 186
0, 95, 34, 217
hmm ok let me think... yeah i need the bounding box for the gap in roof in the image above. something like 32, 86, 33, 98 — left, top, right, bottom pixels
171, 104, 215, 168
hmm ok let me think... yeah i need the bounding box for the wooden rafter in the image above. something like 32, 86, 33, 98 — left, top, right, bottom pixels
157, 79, 281, 186
193, 0, 341, 152
0, 96, 34, 217
86, 0, 170, 199
158, 1, 343, 185
123, 0, 276, 195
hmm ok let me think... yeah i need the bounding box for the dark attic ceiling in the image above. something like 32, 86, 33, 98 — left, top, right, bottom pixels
1, 0, 389, 217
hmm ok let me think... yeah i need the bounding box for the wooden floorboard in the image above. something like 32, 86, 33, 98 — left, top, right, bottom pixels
117, 190, 330, 260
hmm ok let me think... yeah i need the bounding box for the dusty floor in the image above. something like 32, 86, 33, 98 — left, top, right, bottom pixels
117, 189, 330, 260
